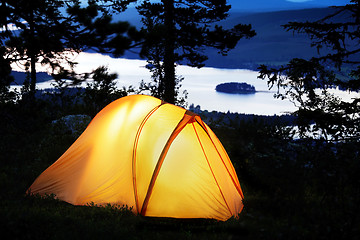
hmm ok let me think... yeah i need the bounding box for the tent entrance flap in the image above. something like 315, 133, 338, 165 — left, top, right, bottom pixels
140, 112, 196, 216
132, 103, 164, 213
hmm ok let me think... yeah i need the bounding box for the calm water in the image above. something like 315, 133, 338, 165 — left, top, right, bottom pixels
12, 52, 356, 115
176, 64, 296, 115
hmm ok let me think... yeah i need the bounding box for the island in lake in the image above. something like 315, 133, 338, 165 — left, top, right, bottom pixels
215, 82, 256, 94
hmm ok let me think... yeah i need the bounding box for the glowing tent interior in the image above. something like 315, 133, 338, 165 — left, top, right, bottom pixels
27, 95, 244, 221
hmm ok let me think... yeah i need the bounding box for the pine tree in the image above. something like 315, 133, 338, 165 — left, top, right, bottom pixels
0, 1, 14, 104
259, 0, 360, 141
136, 0, 256, 104
1, 0, 140, 99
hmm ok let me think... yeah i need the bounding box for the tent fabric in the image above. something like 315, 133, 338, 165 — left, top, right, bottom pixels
27, 95, 244, 221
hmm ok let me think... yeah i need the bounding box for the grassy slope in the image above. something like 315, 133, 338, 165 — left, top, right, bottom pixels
1, 101, 359, 240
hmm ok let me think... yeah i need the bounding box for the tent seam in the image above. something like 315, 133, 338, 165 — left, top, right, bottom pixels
192, 122, 233, 217
195, 118, 244, 199
140, 111, 191, 216
132, 103, 163, 213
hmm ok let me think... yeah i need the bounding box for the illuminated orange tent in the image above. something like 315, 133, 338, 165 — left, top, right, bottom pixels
28, 95, 244, 221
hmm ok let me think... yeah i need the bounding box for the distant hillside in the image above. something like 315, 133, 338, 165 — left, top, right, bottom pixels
203, 7, 351, 69
10, 71, 52, 85
228, 0, 350, 12
119, 7, 353, 70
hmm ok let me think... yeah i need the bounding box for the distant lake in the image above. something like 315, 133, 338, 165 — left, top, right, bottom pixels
11, 52, 357, 115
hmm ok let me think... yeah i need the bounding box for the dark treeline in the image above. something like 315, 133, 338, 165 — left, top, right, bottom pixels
189, 103, 296, 126
215, 82, 256, 94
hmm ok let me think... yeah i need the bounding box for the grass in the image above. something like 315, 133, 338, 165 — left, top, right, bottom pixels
1, 195, 249, 239
1, 100, 359, 239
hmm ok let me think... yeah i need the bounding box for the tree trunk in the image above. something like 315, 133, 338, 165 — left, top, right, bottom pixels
29, 10, 37, 96
162, 0, 176, 104
30, 54, 36, 94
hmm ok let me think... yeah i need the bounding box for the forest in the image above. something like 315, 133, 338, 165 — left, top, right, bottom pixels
1, 0, 359, 239
215, 82, 256, 94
